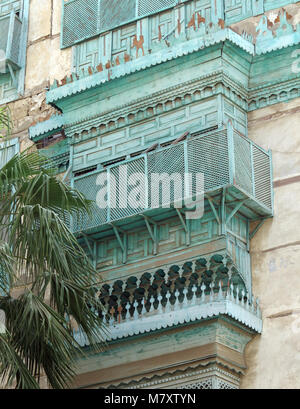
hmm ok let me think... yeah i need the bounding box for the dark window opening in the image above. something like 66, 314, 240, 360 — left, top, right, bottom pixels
74, 166, 97, 178
102, 156, 126, 168
36, 130, 66, 149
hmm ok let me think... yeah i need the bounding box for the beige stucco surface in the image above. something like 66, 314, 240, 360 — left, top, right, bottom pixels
241, 100, 300, 389
25, 0, 71, 91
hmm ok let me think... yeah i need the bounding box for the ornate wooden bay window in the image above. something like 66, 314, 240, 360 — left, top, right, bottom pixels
39, 0, 300, 389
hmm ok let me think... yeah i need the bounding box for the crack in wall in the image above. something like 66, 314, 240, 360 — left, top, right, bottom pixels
267, 308, 300, 319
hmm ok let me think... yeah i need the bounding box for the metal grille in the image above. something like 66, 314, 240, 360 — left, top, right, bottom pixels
234, 132, 252, 196
73, 171, 107, 232
253, 145, 272, 210
62, 0, 99, 48
110, 157, 146, 222
187, 130, 230, 193
99, 0, 135, 32
137, 0, 176, 17
148, 144, 185, 208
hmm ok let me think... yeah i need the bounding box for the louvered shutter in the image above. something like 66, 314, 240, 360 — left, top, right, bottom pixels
99, 0, 136, 32
61, 0, 179, 48
0, 137, 19, 168
137, 0, 176, 17
61, 0, 99, 48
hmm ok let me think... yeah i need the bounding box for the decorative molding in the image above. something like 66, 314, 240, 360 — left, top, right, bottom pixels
60, 0, 298, 50
29, 114, 65, 140
98, 363, 241, 389
65, 71, 248, 142
249, 75, 300, 111
47, 28, 254, 104
256, 10, 300, 55
46, 6, 300, 124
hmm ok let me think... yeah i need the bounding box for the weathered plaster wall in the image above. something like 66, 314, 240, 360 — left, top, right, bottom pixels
231, 2, 300, 39
6, 0, 71, 151
241, 98, 300, 389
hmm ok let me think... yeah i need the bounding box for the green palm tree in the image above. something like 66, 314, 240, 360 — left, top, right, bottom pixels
0, 106, 105, 389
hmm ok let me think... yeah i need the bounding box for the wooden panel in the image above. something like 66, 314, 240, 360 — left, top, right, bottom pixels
72, 97, 219, 171
95, 209, 219, 271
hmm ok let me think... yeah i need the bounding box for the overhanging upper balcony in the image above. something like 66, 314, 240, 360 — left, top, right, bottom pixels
0, 11, 22, 70
72, 124, 273, 239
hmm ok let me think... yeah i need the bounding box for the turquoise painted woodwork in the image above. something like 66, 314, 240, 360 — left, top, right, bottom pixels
50, 9, 300, 117
13, 2, 291, 357
75, 284, 262, 346
0, 0, 29, 105
71, 126, 272, 233
0, 70, 17, 101
61, 0, 297, 49
28, 114, 69, 172
29, 114, 65, 142
41, 2, 292, 321
0, 0, 21, 16
0, 11, 22, 69
74, 316, 257, 389
38, 138, 69, 172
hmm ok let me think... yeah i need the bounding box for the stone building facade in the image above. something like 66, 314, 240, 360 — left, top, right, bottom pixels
1, 0, 300, 389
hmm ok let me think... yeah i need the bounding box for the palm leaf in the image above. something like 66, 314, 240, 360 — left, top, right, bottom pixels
0, 333, 40, 389
0, 115, 106, 388
0, 107, 11, 139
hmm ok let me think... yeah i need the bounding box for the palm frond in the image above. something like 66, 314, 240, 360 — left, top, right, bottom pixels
6, 202, 106, 346
0, 241, 15, 296
0, 142, 106, 389
0, 333, 40, 389
0, 292, 80, 389
0, 107, 11, 139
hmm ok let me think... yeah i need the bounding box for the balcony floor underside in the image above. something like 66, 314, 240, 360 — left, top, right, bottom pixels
75, 184, 272, 243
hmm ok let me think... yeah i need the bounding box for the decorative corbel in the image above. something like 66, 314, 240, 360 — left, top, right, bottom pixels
175, 208, 191, 247
142, 215, 158, 255
111, 223, 128, 264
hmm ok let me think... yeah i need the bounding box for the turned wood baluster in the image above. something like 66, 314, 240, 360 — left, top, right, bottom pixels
191, 285, 197, 305
182, 287, 188, 307
201, 283, 206, 303
141, 297, 147, 316
174, 289, 180, 310
218, 280, 223, 300
125, 302, 131, 321
109, 306, 115, 327
149, 295, 155, 312
133, 300, 139, 320
165, 291, 172, 312
117, 304, 123, 323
